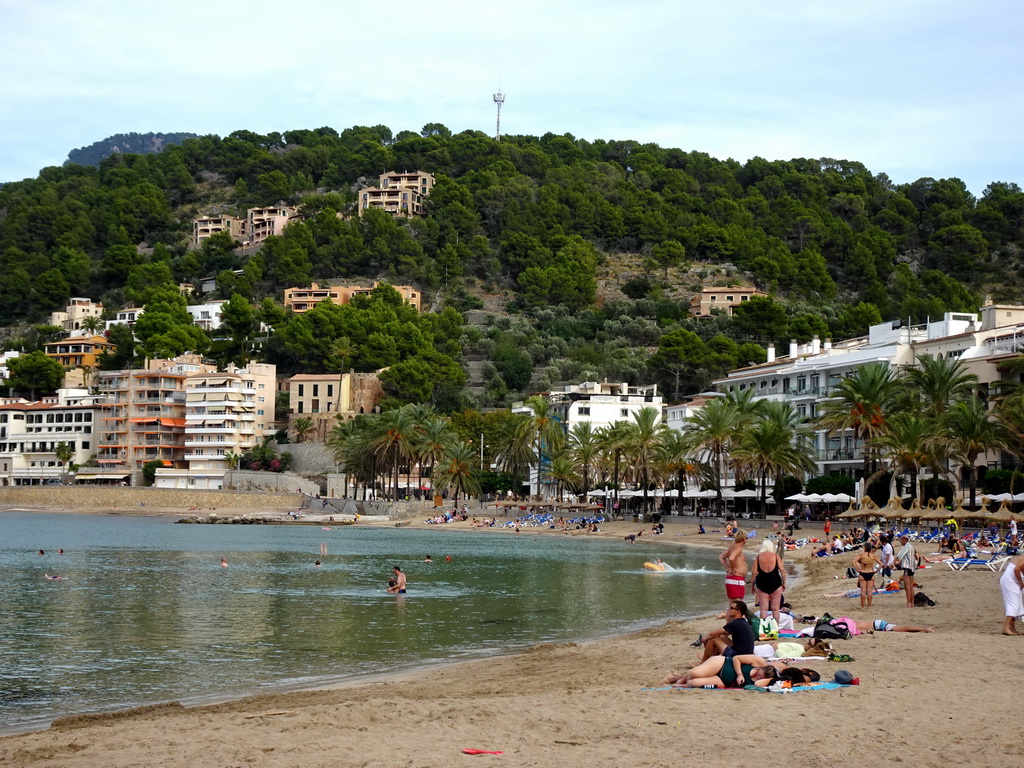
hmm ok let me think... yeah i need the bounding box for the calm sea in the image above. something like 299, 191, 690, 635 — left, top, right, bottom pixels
0, 513, 724, 734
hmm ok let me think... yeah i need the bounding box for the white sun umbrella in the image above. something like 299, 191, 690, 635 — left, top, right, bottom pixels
804, 494, 824, 503
663, 489, 680, 497
984, 493, 1012, 502
786, 493, 810, 502
733, 489, 758, 498
831, 493, 853, 503
586, 489, 607, 497
683, 489, 704, 498
1014, 492, 1024, 503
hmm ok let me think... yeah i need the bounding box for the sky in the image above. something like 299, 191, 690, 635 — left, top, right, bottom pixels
1, 0, 1021, 195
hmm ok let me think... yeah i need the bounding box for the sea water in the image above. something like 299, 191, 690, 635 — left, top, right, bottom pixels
0, 513, 724, 733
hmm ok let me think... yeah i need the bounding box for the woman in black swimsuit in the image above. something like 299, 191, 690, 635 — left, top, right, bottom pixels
752, 539, 786, 624
852, 543, 881, 609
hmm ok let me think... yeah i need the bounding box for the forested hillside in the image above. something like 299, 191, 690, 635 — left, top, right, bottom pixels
65, 132, 199, 168
2, 123, 1023, 408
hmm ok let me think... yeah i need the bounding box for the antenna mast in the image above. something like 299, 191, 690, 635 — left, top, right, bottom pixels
492, 89, 505, 141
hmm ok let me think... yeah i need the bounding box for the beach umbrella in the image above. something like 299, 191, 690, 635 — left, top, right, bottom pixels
785, 493, 810, 502
984, 493, 1012, 503
1013, 492, 1024, 503
733, 489, 757, 498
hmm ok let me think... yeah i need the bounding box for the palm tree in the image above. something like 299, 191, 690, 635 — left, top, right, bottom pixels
332, 336, 356, 373
432, 440, 481, 505
368, 406, 419, 500
415, 415, 457, 499
81, 315, 105, 335
619, 407, 666, 519
732, 402, 816, 516
545, 451, 580, 500
327, 416, 375, 499
937, 398, 1010, 511
596, 421, 633, 516
496, 395, 564, 498
816, 362, 901, 481
661, 429, 698, 516
868, 412, 939, 503
567, 422, 600, 501
680, 395, 757, 516
54, 441, 74, 484
903, 355, 978, 417
290, 416, 315, 443
224, 451, 241, 470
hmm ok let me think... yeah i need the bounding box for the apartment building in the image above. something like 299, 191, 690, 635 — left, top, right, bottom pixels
357, 170, 435, 217
191, 214, 246, 249
94, 355, 216, 485
190, 206, 299, 249
702, 306, 1024, 490
154, 362, 276, 490
49, 298, 104, 337
43, 335, 116, 370
105, 306, 144, 331
246, 206, 298, 247
288, 372, 384, 441
282, 282, 422, 313
689, 287, 768, 318
0, 389, 100, 486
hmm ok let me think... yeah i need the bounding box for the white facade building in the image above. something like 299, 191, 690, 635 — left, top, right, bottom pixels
0, 389, 100, 486
514, 381, 663, 497
186, 300, 227, 332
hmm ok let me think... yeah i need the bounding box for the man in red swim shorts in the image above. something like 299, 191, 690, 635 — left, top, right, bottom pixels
720, 531, 748, 599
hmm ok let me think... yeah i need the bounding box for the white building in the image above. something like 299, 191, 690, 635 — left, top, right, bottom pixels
699, 306, 1024, 494
153, 363, 276, 490
0, 389, 101, 486
514, 381, 663, 497
186, 300, 227, 332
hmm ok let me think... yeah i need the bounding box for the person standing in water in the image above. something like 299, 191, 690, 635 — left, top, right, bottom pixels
387, 566, 407, 594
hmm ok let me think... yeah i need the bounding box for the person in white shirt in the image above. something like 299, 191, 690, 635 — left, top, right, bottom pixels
879, 535, 895, 578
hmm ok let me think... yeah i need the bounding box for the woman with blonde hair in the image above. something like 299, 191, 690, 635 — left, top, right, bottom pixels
751, 538, 785, 623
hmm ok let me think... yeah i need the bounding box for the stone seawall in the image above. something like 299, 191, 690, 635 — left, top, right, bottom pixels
0, 486, 301, 511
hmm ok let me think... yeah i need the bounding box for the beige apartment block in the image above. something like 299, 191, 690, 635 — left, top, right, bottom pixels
288, 372, 384, 442
689, 286, 769, 317
191, 214, 246, 249
246, 205, 298, 247
283, 282, 421, 313
357, 170, 435, 217
95, 355, 216, 484
49, 298, 104, 336
154, 362, 276, 490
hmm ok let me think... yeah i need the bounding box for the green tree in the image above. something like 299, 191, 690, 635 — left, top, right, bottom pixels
6, 352, 65, 399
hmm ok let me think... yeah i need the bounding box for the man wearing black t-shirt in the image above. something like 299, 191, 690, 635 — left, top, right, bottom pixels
700, 599, 755, 661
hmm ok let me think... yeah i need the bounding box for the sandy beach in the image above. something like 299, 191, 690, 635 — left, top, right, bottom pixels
1, 509, 1021, 768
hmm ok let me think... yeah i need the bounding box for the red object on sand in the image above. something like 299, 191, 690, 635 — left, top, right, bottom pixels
462, 748, 504, 755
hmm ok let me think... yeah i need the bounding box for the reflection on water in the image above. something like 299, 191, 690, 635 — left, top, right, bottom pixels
0, 513, 724, 732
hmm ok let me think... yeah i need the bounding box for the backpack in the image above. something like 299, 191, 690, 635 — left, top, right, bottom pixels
913, 591, 936, 607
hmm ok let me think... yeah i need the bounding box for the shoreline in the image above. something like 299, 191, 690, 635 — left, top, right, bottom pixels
3, 513, 1022, 766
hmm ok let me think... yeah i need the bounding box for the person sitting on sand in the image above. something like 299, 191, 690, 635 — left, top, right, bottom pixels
663, 654, 779, 688
700, 599, 755, 661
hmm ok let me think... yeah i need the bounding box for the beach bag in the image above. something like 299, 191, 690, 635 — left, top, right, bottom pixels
846, 566, 858, 579
913, 591, 936, 607
759, 616, 779, 640
813, 620, 851, 640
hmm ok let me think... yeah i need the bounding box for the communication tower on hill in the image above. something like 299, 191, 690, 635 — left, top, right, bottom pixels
493, 90, 506, 141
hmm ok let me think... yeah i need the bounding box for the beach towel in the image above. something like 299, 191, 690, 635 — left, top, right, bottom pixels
641, 682, 852, 693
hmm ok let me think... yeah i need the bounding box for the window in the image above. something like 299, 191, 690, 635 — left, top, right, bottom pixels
313, 384, 319, 397
297, 403, 303, 414
298, 384, 304, 396
578, 407, 591, 416
727, 295, 734, 302
327, 384, 333, 397
741, 295, 749, 301
620, 408, 629, 417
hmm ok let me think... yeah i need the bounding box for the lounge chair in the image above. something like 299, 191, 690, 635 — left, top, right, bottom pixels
956, 552, 1011, 571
